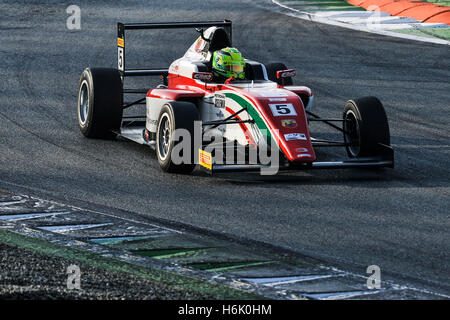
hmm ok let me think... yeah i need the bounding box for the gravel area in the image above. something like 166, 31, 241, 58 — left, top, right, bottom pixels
0, 242, 215, 300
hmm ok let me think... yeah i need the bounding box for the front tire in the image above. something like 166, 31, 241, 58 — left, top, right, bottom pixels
156, 101, 200, 173
77, 68, 123, 139
343, 96, 390, 158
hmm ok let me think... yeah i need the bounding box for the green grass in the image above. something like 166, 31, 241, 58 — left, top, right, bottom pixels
423, 0, 450, 7
393, 27, 450, 41
0, 228, 263, 299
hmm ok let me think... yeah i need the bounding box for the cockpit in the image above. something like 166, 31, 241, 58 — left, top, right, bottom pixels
184, 27, 268, 82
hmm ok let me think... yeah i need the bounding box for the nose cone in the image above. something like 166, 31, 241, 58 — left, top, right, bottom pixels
246, 88, 316, 162
277, 129, 316, 163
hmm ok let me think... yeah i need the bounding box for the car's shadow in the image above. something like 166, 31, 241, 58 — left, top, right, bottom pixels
192, 166, 408, 189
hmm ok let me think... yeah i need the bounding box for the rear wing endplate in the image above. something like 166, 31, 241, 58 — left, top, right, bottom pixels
117, 20, 232, 77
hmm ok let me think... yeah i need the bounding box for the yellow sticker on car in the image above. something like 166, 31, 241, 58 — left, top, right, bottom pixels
199, 149, 212, 170
281, 119, 297, 128
117, 38, 124, 47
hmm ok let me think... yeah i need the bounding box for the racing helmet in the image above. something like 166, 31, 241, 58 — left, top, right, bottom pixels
212, 47, 246, 80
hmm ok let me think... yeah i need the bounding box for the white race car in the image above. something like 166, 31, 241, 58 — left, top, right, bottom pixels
77, 20, 394, 174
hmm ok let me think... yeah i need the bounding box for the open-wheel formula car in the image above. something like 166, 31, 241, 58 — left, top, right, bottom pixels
77, 20, 394, 174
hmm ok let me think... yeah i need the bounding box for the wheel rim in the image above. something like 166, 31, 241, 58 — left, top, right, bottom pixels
79, 80, 89, 125
344, 110, 360, 157
157, 113, 172, 161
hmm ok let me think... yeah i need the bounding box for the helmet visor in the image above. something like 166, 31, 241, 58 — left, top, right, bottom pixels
229, 64, 244, 73
223, 61, 244, 74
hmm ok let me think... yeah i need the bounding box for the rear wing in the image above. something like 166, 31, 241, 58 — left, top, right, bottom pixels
117, 20, 232, 78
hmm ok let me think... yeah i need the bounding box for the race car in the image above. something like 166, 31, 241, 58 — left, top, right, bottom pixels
77, 20, 394, 174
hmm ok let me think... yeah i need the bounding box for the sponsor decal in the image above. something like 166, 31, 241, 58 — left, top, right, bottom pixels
284, 133, 307, 141
260, 91, 289, 98
297, 153, 312, 158
192, 72, 213, 82
199, 149, 212, 170
296, 147, 309, 153
269, 98, 287, 102
214, 93, 226, 109
117, 37, 124, 47
194, 37, 207, 53
269, 103, 297, 116
169, 64, 179, 73
281, 119, 297, 128
215, 110, 224, 118
277, 69, 296, 79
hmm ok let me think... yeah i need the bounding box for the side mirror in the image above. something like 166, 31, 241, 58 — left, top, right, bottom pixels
276, 69, 295, 87
192, 72, 213, 82
276, 69, 296, 79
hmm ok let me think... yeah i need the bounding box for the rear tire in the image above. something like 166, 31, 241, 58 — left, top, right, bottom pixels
343, 96, 390, 158
77, 68, 123, 139
156, 101, 200, 174
265, 62, 293, 86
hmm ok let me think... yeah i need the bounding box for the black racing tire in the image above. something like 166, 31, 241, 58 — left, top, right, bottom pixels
265, 62, 293, 86
343, 96, 390, 158
77, 68, 123, 139
156, 101, 200, 174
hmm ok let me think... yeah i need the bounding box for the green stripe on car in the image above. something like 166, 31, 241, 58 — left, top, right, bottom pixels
224, 92, 274, 143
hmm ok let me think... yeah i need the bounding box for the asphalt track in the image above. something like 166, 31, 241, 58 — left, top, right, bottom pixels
1, 0, 449, 295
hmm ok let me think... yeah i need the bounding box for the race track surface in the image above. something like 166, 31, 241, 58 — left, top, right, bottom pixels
1, 0, 449, 294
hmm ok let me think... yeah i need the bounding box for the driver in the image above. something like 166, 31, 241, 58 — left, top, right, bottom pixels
212, 47, 246, 83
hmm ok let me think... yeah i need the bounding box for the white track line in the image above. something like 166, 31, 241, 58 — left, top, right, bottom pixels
241, 274, 339, 286
0, 211, 71, 221
303, 289, 384, 300
0, 200, 27, 206
37, 223, 114, 233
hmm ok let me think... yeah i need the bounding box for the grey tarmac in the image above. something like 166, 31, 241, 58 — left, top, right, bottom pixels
0, 0, 449, 297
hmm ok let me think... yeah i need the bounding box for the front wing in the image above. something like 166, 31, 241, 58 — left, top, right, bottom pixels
198, 143, 394, 174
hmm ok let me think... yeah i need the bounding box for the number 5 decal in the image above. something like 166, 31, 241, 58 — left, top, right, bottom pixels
118, 47, 124, 71
269, 103, 297, 116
